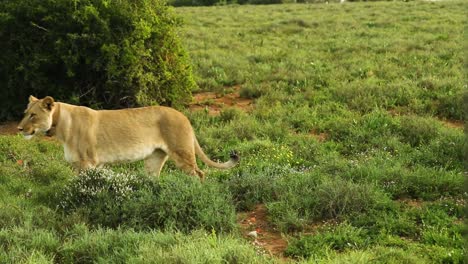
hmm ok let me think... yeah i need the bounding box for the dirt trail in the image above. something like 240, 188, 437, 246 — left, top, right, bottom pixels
0, 122, 18, 135
189, 86, 254, 115
237, 204, 289, 260
440, 119, 464, 130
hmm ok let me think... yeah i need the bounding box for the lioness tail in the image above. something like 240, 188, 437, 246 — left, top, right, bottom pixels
194, 138, 239, 169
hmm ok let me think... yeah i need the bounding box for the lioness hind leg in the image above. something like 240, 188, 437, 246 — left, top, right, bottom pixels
144, 149, 168, 177
170, 149, 205, 181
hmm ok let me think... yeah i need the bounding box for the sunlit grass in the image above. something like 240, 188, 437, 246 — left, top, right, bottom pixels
1, 1, 465, 263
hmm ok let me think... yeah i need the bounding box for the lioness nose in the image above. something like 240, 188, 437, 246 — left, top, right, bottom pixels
17, 126, 23, 131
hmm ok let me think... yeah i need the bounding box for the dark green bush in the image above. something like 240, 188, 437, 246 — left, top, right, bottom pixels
58, 169, 236, 233
0, 0, 195, 121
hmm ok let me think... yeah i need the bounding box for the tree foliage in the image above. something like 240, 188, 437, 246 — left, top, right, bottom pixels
0, 0, 196, 120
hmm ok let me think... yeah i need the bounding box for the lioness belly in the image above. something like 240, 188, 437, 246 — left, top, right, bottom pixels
97, 144, 165, 164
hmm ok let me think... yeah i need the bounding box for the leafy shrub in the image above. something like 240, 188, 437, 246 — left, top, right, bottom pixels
58, 169, 236, 233
0, 0, 195, 121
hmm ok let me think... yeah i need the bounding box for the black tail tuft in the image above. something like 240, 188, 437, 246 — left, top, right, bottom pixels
230, 150, 240, 162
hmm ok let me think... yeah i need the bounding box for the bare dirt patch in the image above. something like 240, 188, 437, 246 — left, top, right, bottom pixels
440, 119, 464, 130
308, 129, 328, 142
237, 204, 289, 261
189, 86, 254, 116
398, 198, 424, 209
0, 121, 19, 135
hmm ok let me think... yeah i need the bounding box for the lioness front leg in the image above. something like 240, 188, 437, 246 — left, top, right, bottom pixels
144, 150, 169, 177
71, 159, 97, 173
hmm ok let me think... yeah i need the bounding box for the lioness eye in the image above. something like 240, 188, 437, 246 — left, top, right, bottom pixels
29, 114, 35, 120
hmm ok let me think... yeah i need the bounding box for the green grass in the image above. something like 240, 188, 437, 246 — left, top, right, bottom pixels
1, 1, 466, 263
179, 1, 465, 120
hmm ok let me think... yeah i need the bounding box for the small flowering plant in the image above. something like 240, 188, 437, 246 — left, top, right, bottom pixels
243, 142, 304, 170
55, 169, 236, 232
58, 168, 148, 212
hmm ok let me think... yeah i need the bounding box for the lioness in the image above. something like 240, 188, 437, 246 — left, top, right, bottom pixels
18, 96, 239, 180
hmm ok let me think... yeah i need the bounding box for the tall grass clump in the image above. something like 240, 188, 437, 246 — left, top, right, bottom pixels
224, 167, 286, 211
268, 176, 391, 232
1, 225, 273, 263
397, 115, 440, 147
285, 223, 369, 259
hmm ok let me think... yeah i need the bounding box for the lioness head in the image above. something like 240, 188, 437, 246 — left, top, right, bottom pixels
18, 96, 55, 139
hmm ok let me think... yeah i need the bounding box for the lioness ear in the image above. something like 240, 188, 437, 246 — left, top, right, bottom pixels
42, 96, 55, 111
29, 95, 38, 102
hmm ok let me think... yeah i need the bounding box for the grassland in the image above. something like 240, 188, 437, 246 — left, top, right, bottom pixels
0, 1, 466, 263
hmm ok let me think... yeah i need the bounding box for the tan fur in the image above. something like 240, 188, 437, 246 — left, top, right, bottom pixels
18, 96, 239, 180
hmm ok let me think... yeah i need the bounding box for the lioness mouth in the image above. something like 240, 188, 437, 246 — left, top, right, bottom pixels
45, 127, 55, 137
23, 130, 35, 140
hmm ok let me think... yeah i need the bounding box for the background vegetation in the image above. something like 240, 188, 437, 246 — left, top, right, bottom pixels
0, 0, 195, 120
168, 0, 394, 8
0, 1, 466, 263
